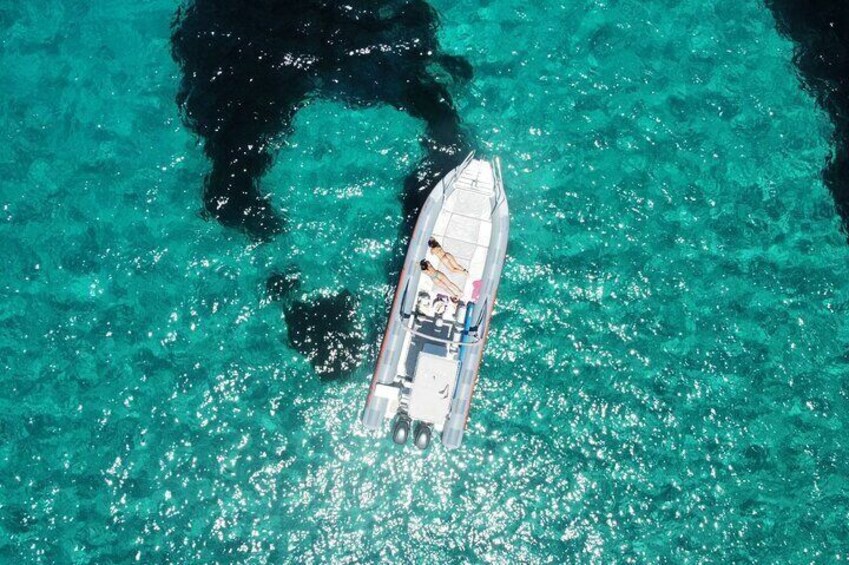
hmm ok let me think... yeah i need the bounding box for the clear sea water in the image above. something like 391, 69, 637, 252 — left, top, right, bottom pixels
2, 0, 849, 562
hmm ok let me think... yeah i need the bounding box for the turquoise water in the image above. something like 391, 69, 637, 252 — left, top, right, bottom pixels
2, 0, 849, 562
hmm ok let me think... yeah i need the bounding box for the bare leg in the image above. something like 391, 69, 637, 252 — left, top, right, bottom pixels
442, 251, 468, 274
435, 272, 463, 298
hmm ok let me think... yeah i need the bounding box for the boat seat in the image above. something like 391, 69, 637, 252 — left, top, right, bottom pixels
422, 342, 447, 357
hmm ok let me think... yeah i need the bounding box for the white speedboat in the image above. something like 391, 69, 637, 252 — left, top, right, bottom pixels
361, 153, 509, 449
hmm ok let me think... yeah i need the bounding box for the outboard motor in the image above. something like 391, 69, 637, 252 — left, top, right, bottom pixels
392, 414, 411, 445
413, 422, 432, 450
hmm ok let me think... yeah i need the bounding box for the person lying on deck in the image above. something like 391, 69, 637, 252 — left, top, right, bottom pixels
420, 260, 463, 299
428, 238, 468, 274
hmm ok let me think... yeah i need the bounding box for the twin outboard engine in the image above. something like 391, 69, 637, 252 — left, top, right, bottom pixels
413, 422, 432, 450
392, 414, 433, 449
391, 413, 411, 445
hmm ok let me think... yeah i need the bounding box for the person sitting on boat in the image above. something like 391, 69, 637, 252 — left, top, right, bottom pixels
420, 260, 463, 299
428, 238, 468, 274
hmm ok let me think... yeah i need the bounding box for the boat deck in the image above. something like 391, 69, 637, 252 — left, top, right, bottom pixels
398, 160, 498, 428
425, 159, 496, 301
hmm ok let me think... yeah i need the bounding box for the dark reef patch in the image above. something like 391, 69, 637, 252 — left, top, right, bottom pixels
284, 290, 363, 379
766, 1, 849, 234
171, 0, 472, 239
171, 0, 472, 376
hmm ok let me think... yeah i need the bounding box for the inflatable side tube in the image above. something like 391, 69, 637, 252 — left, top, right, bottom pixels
442, 174, 509, 449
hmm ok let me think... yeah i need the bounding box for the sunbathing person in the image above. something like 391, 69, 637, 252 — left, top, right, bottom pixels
420, 260, 463, 299
428, 238, 468, 274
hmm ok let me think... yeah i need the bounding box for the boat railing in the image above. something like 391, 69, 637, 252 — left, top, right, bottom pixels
492, 156, 505, 206
399, 315, 482, 346
441, 151, 476, 199
456, 151, 476, 182
472, 298, 489, 329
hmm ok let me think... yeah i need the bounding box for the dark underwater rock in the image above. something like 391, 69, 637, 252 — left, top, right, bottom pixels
766, 1, 849, 235
283, 290, 363, 378
171, 0, 473, 240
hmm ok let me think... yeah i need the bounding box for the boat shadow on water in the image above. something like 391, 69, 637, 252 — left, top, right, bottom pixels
170, 0, 474, 377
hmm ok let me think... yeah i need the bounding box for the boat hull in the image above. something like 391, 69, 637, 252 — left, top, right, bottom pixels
362, 154, 509, 449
